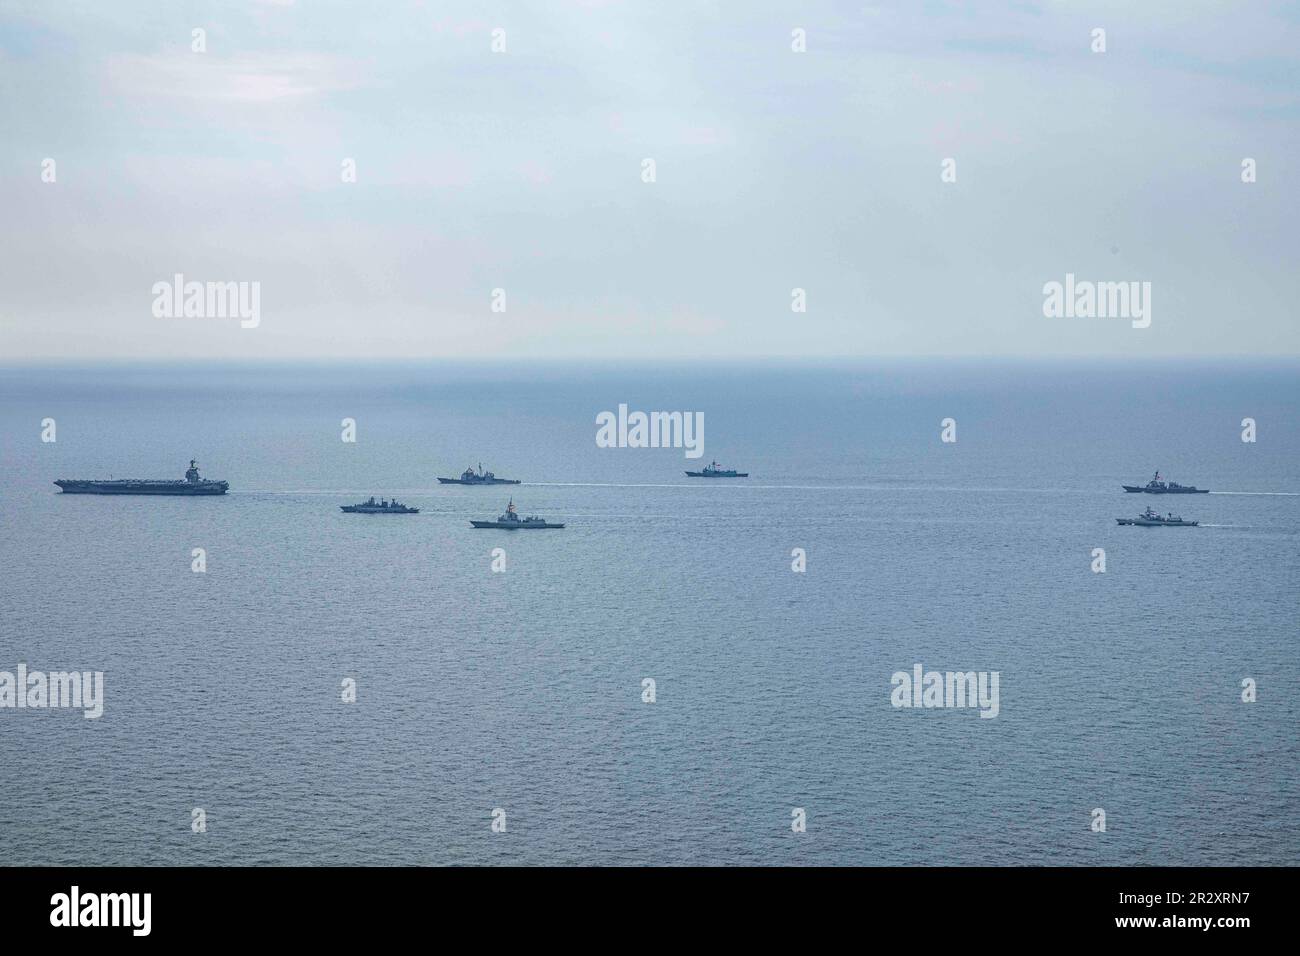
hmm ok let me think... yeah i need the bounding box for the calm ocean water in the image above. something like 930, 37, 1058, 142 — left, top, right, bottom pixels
0, 361, 1296, 866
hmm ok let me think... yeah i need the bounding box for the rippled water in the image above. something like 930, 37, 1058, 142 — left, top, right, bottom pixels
1, 361, 1296, 865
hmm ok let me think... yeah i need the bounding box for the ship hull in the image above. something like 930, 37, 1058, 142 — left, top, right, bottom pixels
54, 481, 228, 495
685, 472, 748, 478
469, 521, 563, 529
1116, 518, 1198, 526
340, 507, 419, 514
437, 478, 520, 485
1122, 486, 1208, 494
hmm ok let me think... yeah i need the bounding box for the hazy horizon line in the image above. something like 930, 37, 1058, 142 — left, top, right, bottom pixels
3, 354, 1299, 370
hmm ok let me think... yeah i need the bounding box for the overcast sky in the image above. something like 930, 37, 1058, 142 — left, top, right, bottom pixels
1, 0, 1297, 361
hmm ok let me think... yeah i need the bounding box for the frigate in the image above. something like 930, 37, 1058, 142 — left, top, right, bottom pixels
685, 460, 748, 478
340, 496, 419, 514
1116, 506, 1199, 527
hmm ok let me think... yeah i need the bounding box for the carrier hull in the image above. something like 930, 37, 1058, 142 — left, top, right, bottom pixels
54, 480, 228, 495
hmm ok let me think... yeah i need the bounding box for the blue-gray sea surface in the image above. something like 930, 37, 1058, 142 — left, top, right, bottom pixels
0, 361, 1296, 865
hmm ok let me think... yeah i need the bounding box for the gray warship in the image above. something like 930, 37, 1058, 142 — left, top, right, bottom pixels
470, 499, 563, 529
1117, 506, 1198, 527
1122, 471, 1209, 494
685, 460, 748, 478
54, 459, 229, 496
340, 496, 419, 514
438, 463, 520, 485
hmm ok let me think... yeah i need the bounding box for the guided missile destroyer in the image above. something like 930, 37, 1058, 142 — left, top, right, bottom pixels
470, 499, 563, 529
1122, 471, 1209, 494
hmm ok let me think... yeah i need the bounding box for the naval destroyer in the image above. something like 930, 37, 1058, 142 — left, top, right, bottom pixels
1122, 471, 1209, 494
470, 499, 563, 529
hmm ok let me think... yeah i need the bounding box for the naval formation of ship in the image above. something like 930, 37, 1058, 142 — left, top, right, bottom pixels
1116, 470, 1207, 526
437, 463, 520, 485
53, 457, 1223, 531
1122, 471, 1209, 494
54, 460, 229, 496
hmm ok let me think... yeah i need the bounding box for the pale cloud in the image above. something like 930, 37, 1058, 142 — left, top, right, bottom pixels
105, 51, 373, 103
